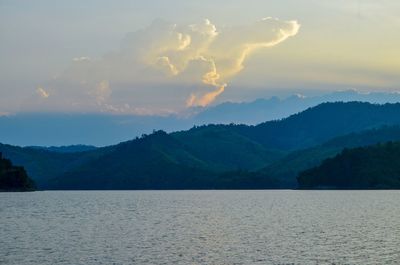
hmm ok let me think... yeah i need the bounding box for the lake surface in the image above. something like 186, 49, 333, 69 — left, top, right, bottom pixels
1, 191, 399, 264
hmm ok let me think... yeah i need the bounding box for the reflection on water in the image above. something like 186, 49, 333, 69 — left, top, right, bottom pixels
1, 190, 400, 264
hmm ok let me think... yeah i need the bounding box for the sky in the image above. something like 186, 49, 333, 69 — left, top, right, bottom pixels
1, 0, 399, 115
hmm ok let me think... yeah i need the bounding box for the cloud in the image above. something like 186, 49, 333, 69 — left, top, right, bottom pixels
135, 17, 300, 106
36, 87, 49, 98
92, 80, 111, 104
72, 56, 91, 62
37, 17, 300, 113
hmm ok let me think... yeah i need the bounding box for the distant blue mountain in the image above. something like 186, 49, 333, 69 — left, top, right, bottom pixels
28, 145, 97, 153
194, 90, 400, 125
1, 90, 400, 146
0, 113, 193, 147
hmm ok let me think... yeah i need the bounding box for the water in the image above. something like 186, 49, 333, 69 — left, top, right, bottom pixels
1, 191, 399, 265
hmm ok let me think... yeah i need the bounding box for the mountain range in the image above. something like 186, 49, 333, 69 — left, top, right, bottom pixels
2, 90, 400, 146
2, 101, 400, 189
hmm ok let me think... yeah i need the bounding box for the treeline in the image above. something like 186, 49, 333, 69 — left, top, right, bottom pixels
298, 141, 400, 189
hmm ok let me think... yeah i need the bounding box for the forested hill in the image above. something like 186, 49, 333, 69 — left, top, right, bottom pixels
255, 126, 400, 187
233, 102, 400, 151
0, 153, 35, 191
298, 141, 400, 189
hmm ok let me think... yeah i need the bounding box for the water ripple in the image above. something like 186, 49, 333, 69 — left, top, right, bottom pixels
1, 190, 400, 264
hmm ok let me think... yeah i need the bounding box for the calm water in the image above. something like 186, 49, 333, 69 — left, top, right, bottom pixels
1, 191, 399, 265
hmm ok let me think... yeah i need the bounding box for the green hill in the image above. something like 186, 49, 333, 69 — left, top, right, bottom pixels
0, 143, 113, 185
48, 130, 285, 189
171, 125, 285, 171
298, 141, 400, 189
48, 131, 215, 189
234, 102, 400, 150
256, 126, 400, 187
0, 153, 35, 191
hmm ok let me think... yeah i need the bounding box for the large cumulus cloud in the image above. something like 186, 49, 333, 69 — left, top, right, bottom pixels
36, 17, 300, 113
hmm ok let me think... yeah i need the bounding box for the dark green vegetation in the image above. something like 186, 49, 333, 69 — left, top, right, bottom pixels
2, 102, 400, 189
298, 141, 400, 189
0, 153, 35, 191
232, 101, 400, 150
255, 126, 400, 187
0, 143, 113, 186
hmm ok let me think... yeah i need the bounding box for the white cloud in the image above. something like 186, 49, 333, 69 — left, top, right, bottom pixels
36, 87, 49, 98
72, 56, 90, 62
92, 80, 111, 104
37, 17, 300, 113
132, 17, 300, 106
